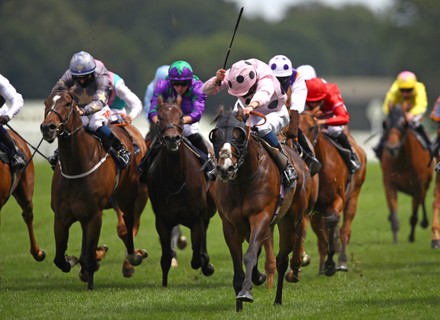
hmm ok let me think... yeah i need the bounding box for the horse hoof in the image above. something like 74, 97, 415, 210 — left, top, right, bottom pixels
177, 236, 187, 250
325, 266, 336, 277
202, 263, 215, 276
79, 269, 88, 282
171, 258, 178, 268
252, 272, 266, 286
127, 253, 143, 266
122, 261, 135, 278
236, 290, 254, 303
301, 254, 311, 267
34, 249, 46, 262
96, 245, 109, 261
431, 239, 440, 249
336, 265, 348, 272
285, 270, 294, 283
66, 256, 79, 268
136, 249, 148, 259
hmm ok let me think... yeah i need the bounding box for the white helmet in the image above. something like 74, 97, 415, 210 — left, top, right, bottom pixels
268, 55, 293, 77
297, 65, 317, 80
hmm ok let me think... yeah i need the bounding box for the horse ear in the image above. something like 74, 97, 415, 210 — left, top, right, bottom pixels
176, 94, 182, 107
235, 105, 244, 122
158, 95, 164, 107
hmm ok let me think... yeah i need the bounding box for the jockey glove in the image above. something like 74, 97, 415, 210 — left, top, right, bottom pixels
0, 115, 10, 125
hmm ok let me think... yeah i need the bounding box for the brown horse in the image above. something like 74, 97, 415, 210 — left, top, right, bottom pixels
209, 107, 309, 311
0, 129, 45, 262
380, 105, 432, 243
299, 109, 367, 275
143, 96, 216, 287
40, 89, 146, 289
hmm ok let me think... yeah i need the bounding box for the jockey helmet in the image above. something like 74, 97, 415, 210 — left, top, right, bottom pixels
227, 60, 257, 96
305, 78, 327, 102
396, 71, 417, 89
297, 65, 317, 80
69, 51, 96, 76
268, 55, 293, 77
168, 61, 194, 81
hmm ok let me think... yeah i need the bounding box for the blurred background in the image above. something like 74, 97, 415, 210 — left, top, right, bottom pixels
1, 0, 439, 158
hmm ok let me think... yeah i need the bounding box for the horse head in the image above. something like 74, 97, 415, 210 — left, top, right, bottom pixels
40, 89, 81, 143
156, 95, 184, 152
209, 106, 248, 182
383, 105, 408, 158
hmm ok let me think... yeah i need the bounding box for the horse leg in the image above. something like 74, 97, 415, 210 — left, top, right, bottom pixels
324, 212, 339, 276
432, 182, 440, 248
337, 192, 360, 272
121, 204, 143, 268
274, 211, 300, 306
236, 215, 270, 304
385, 188, 399, 243
310, 213, 327, 274
156, 219, 172, 287
80, 212, 103, 290
251, 244, 267, 286
263, 228, 276, 288
221, 220, 245, 312
53, 214, 77, 273
170, 225, 180, 267
200, 218, 214, 276
408, 198, 420, 243
300, 214, 311, 267
12, 186, 45, 262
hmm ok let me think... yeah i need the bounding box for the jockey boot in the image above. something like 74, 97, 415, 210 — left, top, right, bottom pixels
48, 149, 59, 170
262, 131, 298, 189
413, 123, 432, 151
297, 129, 322, 176
138, 138, 161, 182
187, 133, 216, 181
96, 126, 130, 168
0, 126, 26, 170
112, 138, 130, 168
373, 133, 386, 160
334, 131, 360, 174
431, 128, 440, 157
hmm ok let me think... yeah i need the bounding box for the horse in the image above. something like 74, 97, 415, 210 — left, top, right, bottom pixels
299, 109, 367, 275
209, 106, 309, 311
143, 95, 216, 287
0, 129, 46, 262
40, 89, 146, 289
432, 167, 440, 248
379, 105, 432, 243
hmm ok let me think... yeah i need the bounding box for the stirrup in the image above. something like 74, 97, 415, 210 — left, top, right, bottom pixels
348, 159, 361, 174
283, 164, 298, 189
305, 154, 322, 176
116, 149, 130, 168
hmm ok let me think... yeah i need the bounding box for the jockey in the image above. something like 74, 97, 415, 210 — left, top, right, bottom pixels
297, 65, 317, 81
374, 71, 430, 159
0, 74, 26, 170
143, 65, 169, 121
305, 77, 361, 174
203, 58, 298, 189
49, 51, 131, 168
268, 55, 321, 176
138, 60, 215, 180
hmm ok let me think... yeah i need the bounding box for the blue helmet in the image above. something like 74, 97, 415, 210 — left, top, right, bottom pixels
69, 51, 96, 76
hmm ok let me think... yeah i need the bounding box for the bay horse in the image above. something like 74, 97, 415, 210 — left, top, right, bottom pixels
299, 109, 366, 275
209, 106, 309, 311
40, 89, 146, 289
380, 105, 432, 243
0, 129, 45, 262
143, 95, 216, 287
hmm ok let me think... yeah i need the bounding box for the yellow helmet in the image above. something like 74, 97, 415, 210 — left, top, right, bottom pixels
396, 71, 417, 89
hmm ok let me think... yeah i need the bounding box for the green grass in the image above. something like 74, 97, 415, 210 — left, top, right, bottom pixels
1, 163, 440, 319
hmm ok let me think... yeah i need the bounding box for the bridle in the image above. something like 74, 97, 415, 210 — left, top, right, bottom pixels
44, 93, 82, 138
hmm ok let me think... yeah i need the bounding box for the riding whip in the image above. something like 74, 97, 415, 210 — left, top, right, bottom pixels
222, 7, 244, 70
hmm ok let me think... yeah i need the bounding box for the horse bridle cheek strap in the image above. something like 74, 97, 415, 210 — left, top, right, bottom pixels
156, 122, 184, 146
44, 99, 79, 137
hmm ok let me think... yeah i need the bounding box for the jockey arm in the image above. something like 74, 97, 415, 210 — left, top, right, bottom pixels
0, 74, 24, 120
319, 104, 349, 126
114, 78, 142, 122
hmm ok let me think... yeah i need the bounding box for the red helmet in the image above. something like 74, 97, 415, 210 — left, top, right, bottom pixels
306, 78, 327, 102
